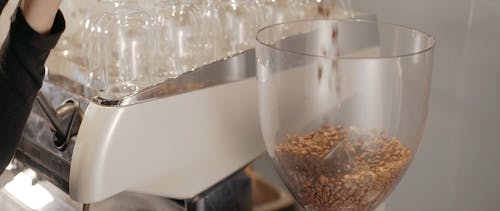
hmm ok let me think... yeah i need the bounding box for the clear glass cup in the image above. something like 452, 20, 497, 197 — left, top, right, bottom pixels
256, 20, 435, 210
218, 0, 261, 56
94, 0, 157, 99
53, 1, 88, 66
197, 0, 226, 64
153, 0, 201, 78
256, 0, 300, 27
82, 0, 115, 90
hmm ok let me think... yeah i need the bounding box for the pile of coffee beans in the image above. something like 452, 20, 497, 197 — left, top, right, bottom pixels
274, 125, 412, 211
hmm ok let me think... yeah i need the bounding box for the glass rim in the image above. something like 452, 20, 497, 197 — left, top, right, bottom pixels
256, 18, 436, 60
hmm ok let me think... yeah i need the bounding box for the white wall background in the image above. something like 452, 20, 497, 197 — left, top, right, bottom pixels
351, 0, 500, 210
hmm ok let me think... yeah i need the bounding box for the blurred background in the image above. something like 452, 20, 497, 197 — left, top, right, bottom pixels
0, 0, 499, 210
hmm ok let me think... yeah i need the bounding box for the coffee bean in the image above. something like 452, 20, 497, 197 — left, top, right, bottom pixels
274, 125, 412, 210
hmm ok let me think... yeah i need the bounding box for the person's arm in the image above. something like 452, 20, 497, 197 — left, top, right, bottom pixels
0, 0, 64, 173
20, 0, 63, 34
0, 0, 8, 14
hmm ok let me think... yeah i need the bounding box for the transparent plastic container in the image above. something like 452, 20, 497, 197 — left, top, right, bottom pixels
256, 19, 435, 210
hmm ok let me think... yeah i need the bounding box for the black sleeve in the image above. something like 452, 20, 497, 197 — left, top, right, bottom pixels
0, 0, 7, 15
0, 7, 65, 173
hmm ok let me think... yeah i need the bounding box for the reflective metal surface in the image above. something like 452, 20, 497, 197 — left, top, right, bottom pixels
3, 156, 252, 211
0, 168, 184, 211
14, 81, 88, 193
95, 50, 257, 106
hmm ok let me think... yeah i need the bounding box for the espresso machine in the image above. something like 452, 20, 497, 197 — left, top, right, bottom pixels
0, 0, 362, 210
4, 47, 271, 210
